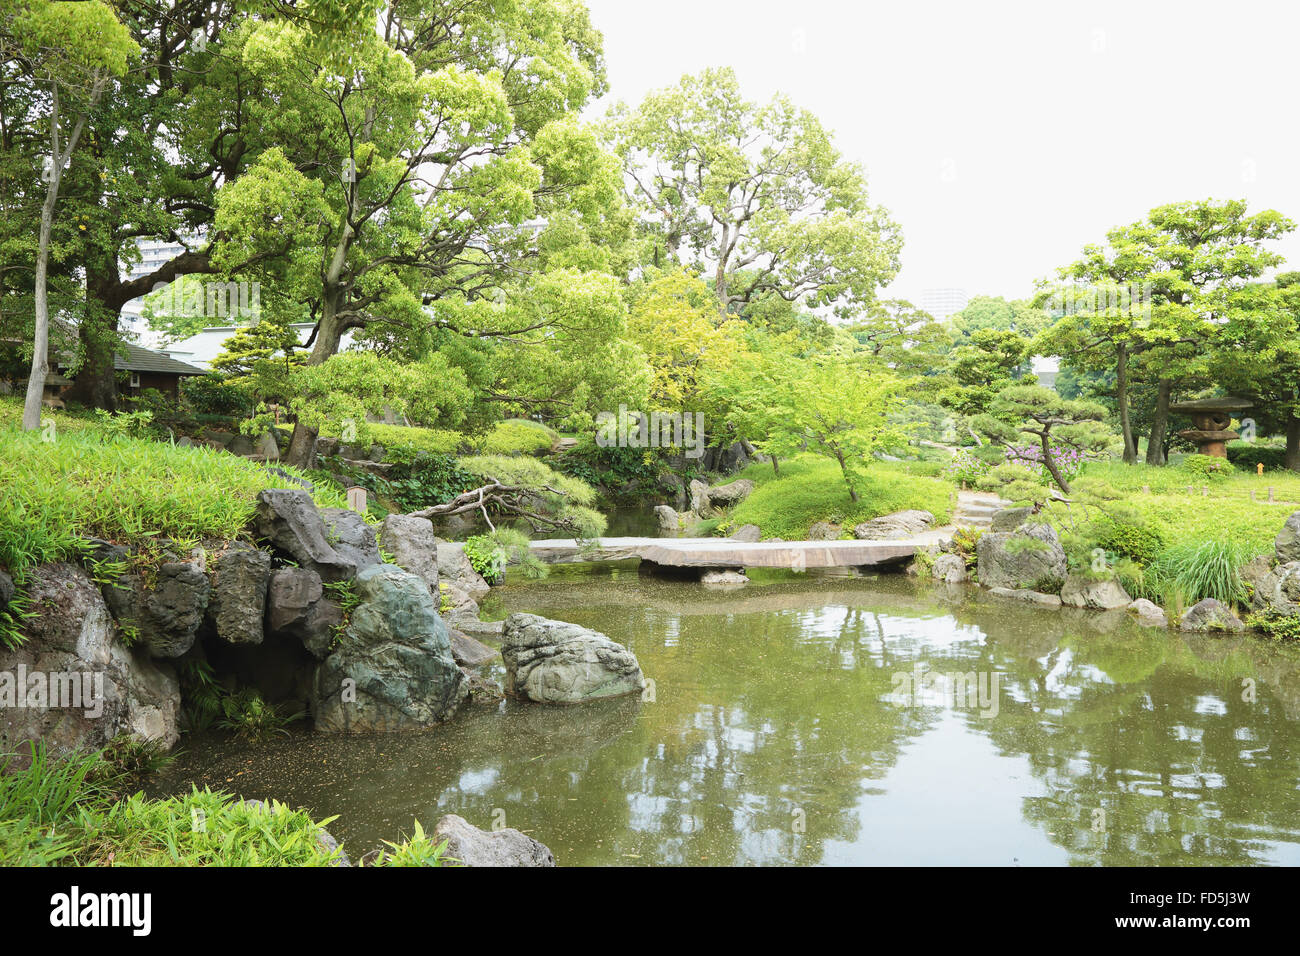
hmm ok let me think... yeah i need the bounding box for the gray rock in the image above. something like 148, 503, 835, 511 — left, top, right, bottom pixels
253, 430, 280, 461
653, 505, 679, 534
688, 479, 712, 517
1249, 560, 1300, 616
808, 521, 841, 541
853, 509, 934, 540
501, 613, 644, 704
206, 543, 270, 645
707, 479, 755, 506
449, 629, 498, 668
0, 569, 13, 608
461, 667, 504, 704
252, 489, 357, 582
379, 514, 438, 593
311, 564, 467, 732
434, 541, 490, 601
987, 586, 1063, 608
990, 506, 1034, 532
1276, 511, 1300, 563
1127, 599, 1168, 628
931, 553, 968, 583
701, 569, 748, 586
1179, 598, 1245, 633
143, 562, 211, 658
1, 564, 180, 760
439, 582, 482, 629
320, 508, 380, 575
1059, 574, 1132, 610
432, 813, 555, 867
730, 524, 761, 543
976, 523, 1067, 592
227, 433, 255, 456
266, 568, 340, 660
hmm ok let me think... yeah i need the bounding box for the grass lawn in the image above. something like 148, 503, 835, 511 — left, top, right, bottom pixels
1074, 459, 1300, 555
726, 455, 955, 539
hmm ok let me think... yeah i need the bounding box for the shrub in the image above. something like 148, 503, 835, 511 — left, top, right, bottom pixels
940, 448, 989, 485
1226, 441, 1287, 471
1133, 538, 1258, 606
1246, 610, 1300, 642
474, 419, 558, 456
368, 423, 466, 458
1181, 453, 1234, 480
1091, 514, 1165, 565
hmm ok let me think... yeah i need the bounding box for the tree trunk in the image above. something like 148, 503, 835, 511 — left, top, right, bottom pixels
1287, 417, 1300, 473
1145, 379, 1172, 466
771, 455, 779, 477
282, 293, 347, 468
1116, 344, 1137, 464
1040, 432, 1070, 494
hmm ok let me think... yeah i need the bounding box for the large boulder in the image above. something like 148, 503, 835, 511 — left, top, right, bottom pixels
142, 562, 211, 658
252, 489, 357, 582
1179, 598, 1245, 633
266, 568, 341, 660
1276, 511, 1300, 563
379, 514, 438, 593
730, 524, 761, 543
501, 613, 644, 704
853, 509, 934, 540
987, 586, 1062, 608
688, 479, 712, 517
653, 505, 679, 534
976, 523, 1067, 592
449, 629, 498, 668
435, 541, 490, 601
311, 564, 467, 732
0, 564, 180, 760
320, 508, 381, 575
205, 542, 270, 645
432, 814, 555, 867
1059, 574, 1132, 610
931, 553, 968, 583
707, 479, 754, 507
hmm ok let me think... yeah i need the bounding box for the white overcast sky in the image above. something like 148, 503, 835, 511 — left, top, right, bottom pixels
582, 0, 1300, 304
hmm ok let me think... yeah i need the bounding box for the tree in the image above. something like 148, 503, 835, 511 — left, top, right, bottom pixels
608, 67, 901, 321
755, 355, 910, 502
1040, 199, 1294, 466
3, 0, 134, 430
937, 328, 1033, 442
210, 2, 620, 465
849, 298, 947, 382
973, 384, 1108, 494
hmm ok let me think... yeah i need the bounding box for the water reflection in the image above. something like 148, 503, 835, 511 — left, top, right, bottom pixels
152, 568, 1300, 865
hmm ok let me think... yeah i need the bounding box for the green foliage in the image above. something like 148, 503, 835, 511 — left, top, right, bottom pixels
1245, 610, 1300, 642
464, 534, 507, 584
728, 456, 952, 540
216, 689, 305, 742
370, 820, 455, 867
1181, 454, 1234, 480
363, 423, 466, 458
940, 449, 990, 485
1131, 538, 1258, 606
474, 419, 558, 456
950, 527, 983, 570
1090, 514, 1166, 565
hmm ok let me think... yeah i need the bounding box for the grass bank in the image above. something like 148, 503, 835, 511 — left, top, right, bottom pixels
726, 456, 954, 539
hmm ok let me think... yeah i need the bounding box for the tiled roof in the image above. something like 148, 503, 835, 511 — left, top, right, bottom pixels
57, 343, 205, 376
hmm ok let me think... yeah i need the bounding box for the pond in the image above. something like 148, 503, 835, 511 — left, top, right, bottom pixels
152, 566, 1300, 865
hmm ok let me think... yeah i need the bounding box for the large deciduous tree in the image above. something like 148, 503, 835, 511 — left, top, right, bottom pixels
607, 66, 902, 322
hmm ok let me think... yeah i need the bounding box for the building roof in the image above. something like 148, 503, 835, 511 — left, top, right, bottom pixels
57, 343, 206, 377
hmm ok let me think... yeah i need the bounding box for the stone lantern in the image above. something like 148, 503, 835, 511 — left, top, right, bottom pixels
1170, 396, 1251, 458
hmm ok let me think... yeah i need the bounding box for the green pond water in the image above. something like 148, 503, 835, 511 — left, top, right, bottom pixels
152, 566, 1300, 866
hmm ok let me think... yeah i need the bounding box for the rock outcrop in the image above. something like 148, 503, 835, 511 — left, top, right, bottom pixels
141, 562, 211, 659
432, 813, 556, 867
311, 564, 467, 732
379, 514, 439, 593
266, 568, 340, 660
706, 479, 754, 507
1127, 599, 1168, 628
205, 542, 270, 646
729, 524, 761, 543
252, 489, 360, 582
1275, 512, 1300, 563
990, 507, 1034, 532
976, 522, 1067, 592
653, 505, 679, 534
435, 540, 490, 601
0, 564, 179, 760
501, 613, 644, 704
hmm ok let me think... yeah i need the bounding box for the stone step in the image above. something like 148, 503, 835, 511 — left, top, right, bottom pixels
960, 504, 1002, 516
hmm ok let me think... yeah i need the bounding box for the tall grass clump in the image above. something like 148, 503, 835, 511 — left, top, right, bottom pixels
1131, 538, 1259, 607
